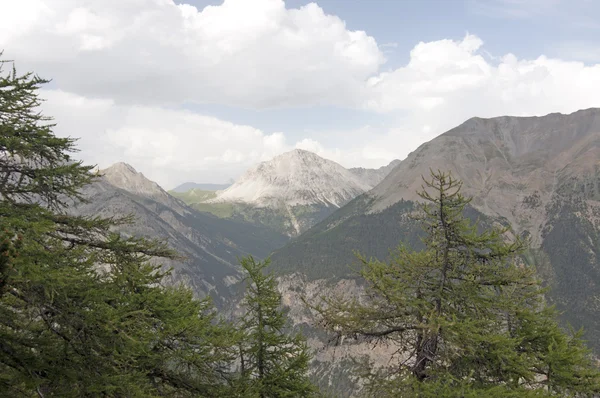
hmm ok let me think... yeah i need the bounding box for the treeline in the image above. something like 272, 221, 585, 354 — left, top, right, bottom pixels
2, 56, 600, 397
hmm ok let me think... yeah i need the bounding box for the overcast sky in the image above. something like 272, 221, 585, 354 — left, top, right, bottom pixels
1, 0, 600, 189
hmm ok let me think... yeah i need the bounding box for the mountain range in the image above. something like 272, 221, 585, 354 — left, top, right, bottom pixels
70, 162, 288, 306
174, 149, 399, 236
272, 108, 600, 354
71, 108, 600, 395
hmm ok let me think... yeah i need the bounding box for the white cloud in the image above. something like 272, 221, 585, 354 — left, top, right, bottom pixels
295, 138, 343, 164
42, 89, 364, 188
37, 30, 600, 188
365, 34, 600, 138
4, 1, 600, 189
1, 0, 384, 108
0, 0, 51, 44
40, 89, 398, 188
41, 90, 288, 187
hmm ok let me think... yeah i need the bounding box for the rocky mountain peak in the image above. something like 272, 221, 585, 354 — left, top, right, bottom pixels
212, 150, 371, 208
100, 162, 187, 214
101, 162, 163, 196
104, 162, 138, 175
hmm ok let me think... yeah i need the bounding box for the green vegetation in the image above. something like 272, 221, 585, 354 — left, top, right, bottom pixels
170, 187, 218, 203
0, 56, 312, 397
192, 201, 236, 218
236, 257, 315, 397
270, 196, 420, 280
310, 171, 600, 397
0, 55, 239, 396
169, 188, 236, 217
169, 187, 235, 218
172, 186, 342, 236
542, 185, 600, 353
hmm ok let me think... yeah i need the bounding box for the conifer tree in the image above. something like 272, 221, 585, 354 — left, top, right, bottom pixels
0, 54, 238, 396
237, 256, 315, 397
311, 170, 600, 397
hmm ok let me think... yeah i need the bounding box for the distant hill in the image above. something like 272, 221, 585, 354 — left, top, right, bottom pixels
171, 182, 231, 193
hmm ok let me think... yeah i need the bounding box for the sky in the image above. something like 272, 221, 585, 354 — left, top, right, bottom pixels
1, 0, 600, 189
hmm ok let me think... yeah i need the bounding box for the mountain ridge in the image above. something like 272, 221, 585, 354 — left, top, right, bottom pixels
271, 108, 600, 355
349, 159, 401, 187
184, 149, 400, 236
73, 162, 289, 304
369, 107, 600, 244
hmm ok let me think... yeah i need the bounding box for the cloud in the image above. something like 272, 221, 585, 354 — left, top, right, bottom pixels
1, 0, 384, 108
295, 138, 343, 164
42, 89, 380, 188
364, 34, 600, 137
37, 32, 600, 188
4, 1, 600, 189
40, 89, 398, 188
40, 90, 288, 187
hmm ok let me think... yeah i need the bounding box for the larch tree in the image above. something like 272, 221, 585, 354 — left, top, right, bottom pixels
311, 170, 600, 397
0, 54, 238, 396
237, 256, 315, 398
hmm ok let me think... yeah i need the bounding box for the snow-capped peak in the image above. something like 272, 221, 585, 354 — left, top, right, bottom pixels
212, 149, 371, 208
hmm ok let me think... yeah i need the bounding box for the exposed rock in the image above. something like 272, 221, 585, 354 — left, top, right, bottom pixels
349, 159, 401, 188
212, 149, 371, 208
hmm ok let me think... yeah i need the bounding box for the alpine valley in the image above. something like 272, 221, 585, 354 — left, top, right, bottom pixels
74, 109, 600, 396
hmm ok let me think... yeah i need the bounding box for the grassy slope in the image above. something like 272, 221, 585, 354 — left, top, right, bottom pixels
169, 188, 235, 218
169, 188, 340, 236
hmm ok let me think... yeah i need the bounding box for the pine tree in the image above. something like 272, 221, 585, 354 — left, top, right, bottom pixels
237, 256, 315, 397
311, 170, 600, 397
0, 54, 238, 396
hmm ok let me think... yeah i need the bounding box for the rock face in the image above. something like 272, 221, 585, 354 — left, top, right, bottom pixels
213, 149, 371, 208
370, 108, 600, 245
102, 162, 188, 214
204, 149, 397, 236
271, 109, 600, 389
71, 163, 289, 305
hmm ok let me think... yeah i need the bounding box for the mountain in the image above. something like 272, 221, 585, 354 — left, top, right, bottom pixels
184, 149, 376, 236
103, 162, 188, 213
271, 108, 600, 355
71, 162, 289, 305
214, 149, 371, 207
171, 182, 231, 193
349, 159, 401, 187
370, 109, 600, 245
